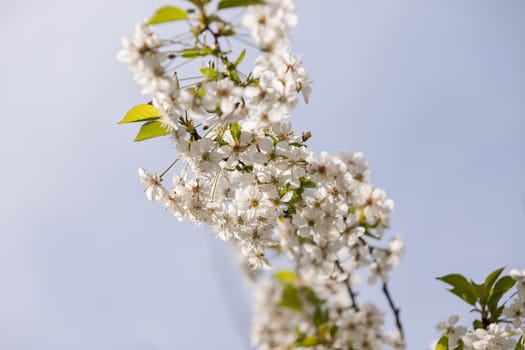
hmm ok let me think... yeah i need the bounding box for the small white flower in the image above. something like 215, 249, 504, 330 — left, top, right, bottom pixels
387, 235, 405, 267
502, 297, 524, 328
177, 89, 207, 119
385, 330, 405, 350
234, 185, 275, 221
117, 22, 162, 65
118, 22, 174, 96
138, 168, 167, 201
510, 269, 525, 298
186, 137, 223, 174
152, 92, 183, 130
510, 269, 525, 281
463, 324, 516, 350
203, 79, 243, 116
436, 315, 467, 349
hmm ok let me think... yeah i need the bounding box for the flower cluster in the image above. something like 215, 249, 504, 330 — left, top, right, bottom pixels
243, 0, 298, 53
463, 324, 518, 350
119, 1, 404, 349
504, 269, 525, 328
252, 273, 404, 350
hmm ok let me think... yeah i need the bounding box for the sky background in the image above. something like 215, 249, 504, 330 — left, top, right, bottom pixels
0, 0, 524, 349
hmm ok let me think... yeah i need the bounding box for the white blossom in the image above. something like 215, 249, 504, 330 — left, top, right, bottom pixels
511, 269, 525, 299
463, 324, 516, 350
203, 79, 244, 117
436, 315, 467, 349
138, 168, 167, 201
118, 22, 173, 95
502, 297, 525, 328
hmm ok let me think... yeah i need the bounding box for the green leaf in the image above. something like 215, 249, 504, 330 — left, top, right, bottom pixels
229, 122, 241, 143
472, 281, 487, 304
313, 306, 328, 327
278, 284, 302, 312
436, 274, 477, 306
187, 0, 210, 7
454, 339, 465, 350
234, 49, 246, 66
436, 334, 449, 350
447, 286, 477, 306
493, 276, 516, 297
473, 320, 484, 329
454, 340, 464, 350
515, 336, 524, 350
147, 6, 188, 25
182, 47, 214, 58
182, 48, 203, 58
133, 121, 170, 142
300, 177, 317, 188
484, 267, 505, 293
118, 104, 160, 124
304, 287, 322, 306
223, 59, 241, 84
437, 274, 472, 289
329, 325, 338, 339
292, 336, 320, 347
318, 323, 332, 340
274, 270, 297, 285
490, 305, 505, 321
487, 276, 516, 309
206, 14, 228, 24
200, 67, 218, 80
218, 0, 266, 10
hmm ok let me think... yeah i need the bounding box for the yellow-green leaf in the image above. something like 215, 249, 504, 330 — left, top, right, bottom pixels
484, 267, 505, 293
234, 49, 246, 66
278, 284, 302, 311
200, 67, 218, 80
187, 0, 210, 8
182, 47, 214, 58
118, 104, 160, 124
274, 270, 297, 285
148, 6, 188, 25
296, 336, 319, 347
515, 336, 524, 350
436, 334, 449, 350
229, 122, 241, 143
218, 0, 266, 10
134, 121, 170, 142
473, 320, 484, 329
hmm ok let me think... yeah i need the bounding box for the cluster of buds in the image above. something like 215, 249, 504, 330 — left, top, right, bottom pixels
118, 1, 405, 349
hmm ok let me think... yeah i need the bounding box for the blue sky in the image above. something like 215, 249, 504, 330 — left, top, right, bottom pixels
1, 1, 524, 349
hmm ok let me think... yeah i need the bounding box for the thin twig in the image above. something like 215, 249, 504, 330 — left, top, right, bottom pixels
382, 282, 404, 340
358, 236, 404, 339
159, 156, 181, 179
229, 35, 260, 50
335, 261, 359, 312
501, 290, 518, 306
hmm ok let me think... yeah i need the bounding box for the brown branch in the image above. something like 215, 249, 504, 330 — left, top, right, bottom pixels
335, 261, 359, 312
358, 236, 404, 339
382, 282, 404, 340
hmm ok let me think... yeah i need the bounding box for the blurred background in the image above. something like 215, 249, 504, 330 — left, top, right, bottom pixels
0, 0, 524, 349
